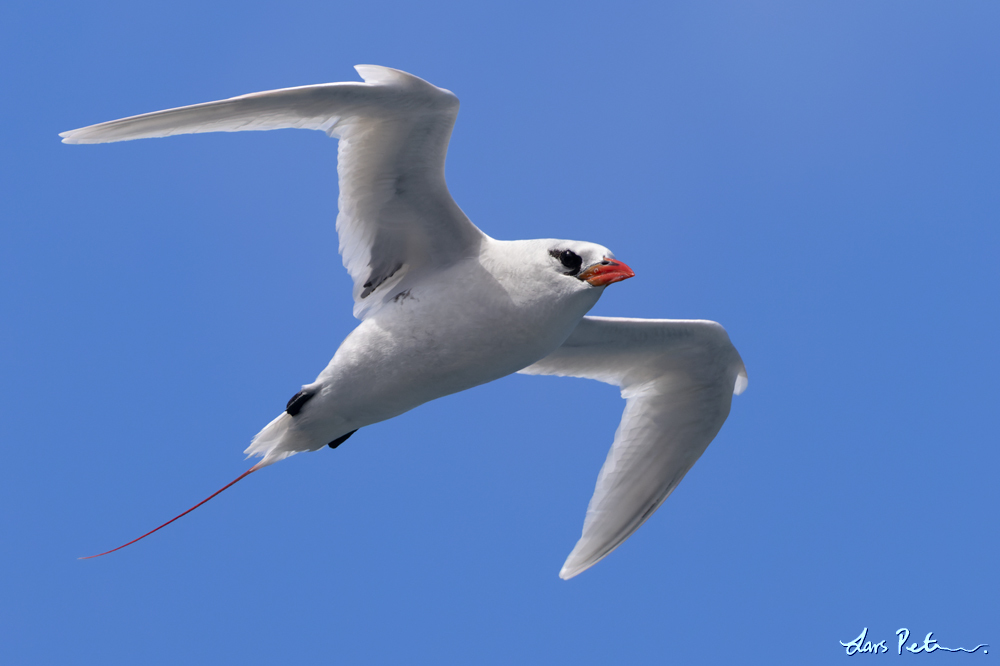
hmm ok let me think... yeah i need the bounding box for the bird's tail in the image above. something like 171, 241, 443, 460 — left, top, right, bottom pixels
80, 465, 259, 559
244, 412, 318, 469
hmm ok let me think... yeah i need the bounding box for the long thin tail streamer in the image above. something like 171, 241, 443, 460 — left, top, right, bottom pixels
79, 464, 260, 560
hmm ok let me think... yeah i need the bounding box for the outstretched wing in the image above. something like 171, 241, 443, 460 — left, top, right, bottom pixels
60, 65, 486, 319
518, 316, 748, 579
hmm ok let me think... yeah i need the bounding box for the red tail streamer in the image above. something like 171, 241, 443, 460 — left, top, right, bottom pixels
79, 465, 259, 560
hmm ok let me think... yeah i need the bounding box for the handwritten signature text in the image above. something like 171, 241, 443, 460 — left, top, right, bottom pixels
840, 627, 988, 656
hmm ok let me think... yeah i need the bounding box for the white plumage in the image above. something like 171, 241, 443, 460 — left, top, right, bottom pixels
62, 65, 747, 578
520, 317, 746, 578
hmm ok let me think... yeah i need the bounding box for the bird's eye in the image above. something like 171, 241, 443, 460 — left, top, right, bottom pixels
558, 250, 582, 275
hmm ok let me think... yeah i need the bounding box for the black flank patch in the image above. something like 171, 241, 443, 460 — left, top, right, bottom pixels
328, 429, 358, 449
285, 389, 316, 416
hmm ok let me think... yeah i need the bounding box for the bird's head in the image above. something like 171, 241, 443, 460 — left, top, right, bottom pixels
484, 238, 635, 310
544, 242, 635, 288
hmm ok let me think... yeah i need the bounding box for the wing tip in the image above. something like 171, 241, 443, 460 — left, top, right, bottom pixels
559, 555, 600, 580
559, 546, 600, 580
59, 127, 127, 145
734, 366, 748, 395
559, 565, 583, 580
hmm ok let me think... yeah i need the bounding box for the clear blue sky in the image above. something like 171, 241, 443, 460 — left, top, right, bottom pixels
2, 1, 997, 664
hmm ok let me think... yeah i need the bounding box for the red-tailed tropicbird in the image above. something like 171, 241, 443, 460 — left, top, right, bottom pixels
61, 65, 747, 579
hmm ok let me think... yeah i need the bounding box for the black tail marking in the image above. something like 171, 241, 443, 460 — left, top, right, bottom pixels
285, 388, 316, 416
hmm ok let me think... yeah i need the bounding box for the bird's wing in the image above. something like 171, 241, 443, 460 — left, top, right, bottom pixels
60, 65, 486, 319
518, 316, 748, 579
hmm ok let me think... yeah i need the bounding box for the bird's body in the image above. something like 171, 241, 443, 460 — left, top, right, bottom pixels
62, 65, 746, 578
250, 238, 608, 465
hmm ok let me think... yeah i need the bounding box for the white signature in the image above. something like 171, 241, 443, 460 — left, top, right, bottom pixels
840, 627, 988, 656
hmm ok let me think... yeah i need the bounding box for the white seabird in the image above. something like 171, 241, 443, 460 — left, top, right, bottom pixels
62, 65, 747, 579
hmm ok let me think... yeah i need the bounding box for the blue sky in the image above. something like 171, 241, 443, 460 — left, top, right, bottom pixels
2, 1, 997, 663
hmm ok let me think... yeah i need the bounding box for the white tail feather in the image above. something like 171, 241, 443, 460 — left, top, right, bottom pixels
244, 413, 319, 468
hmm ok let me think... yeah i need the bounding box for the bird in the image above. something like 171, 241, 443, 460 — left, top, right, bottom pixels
61, 65, 747, 579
